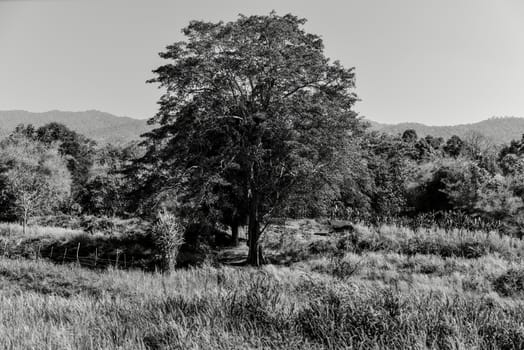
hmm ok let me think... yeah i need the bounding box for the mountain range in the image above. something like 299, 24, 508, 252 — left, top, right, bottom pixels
0, 110, 152, 144
0, 110, 523, 145
369, 117, 524, 144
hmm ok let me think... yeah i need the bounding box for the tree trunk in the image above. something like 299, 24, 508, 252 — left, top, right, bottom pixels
246, 119, 265, 266
246, 188, 265, 266
231, 222, 239, 247
247, 234, 264, 265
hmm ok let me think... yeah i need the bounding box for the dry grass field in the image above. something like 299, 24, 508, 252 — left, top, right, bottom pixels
0, 220, 522, 349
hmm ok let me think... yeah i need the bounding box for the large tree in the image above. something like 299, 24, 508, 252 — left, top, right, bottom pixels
141, 12, 364, 265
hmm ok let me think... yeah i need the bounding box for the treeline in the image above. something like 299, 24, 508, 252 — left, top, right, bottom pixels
262, 126, 524, 236
1, 122, 523, 235
340, 129, 524, 235
0, 123, 140, 230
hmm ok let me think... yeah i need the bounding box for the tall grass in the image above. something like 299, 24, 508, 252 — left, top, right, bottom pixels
0, 219, 522, 348
264, 222, 524, 263
0, 258, 522, 349
0, 222, 84, 239
0, 222, 156, 270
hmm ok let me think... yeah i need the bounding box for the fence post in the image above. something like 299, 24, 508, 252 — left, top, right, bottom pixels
94, 248, 98, 267
115, 250, 120, 269
37, 245, 41, 260
50, 246, 54, 260
124, 253, 127, 268
76, 243, 81, 265
63, 248, 67, 264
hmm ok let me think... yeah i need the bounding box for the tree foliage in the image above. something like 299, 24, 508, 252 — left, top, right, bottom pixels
35, 122, 96, 198
0, 135, 71, 231
443, 135, 464, 158
79, 143, 140, 216
139, 12, 364, 265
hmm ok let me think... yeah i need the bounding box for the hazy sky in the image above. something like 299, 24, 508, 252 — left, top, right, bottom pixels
1, 0, 524, 125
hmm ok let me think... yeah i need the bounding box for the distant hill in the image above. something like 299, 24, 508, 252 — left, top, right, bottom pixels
2, 111, 523, 146
369, 117, 524, 145
0, 110, 152, 144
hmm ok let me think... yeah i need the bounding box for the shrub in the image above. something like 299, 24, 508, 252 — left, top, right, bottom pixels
400, 238, 492, 259
31, 215, 82, 229
493, 269, 524, 297
80, 215, 116, 234
320, 257, 361, 279
459, 241, 490, 259
151, 211, 185, 272
307, 239, 337, 255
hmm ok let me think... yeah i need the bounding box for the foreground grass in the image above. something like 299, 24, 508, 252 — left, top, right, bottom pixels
0, 256, 523, 349
0, 220, 523, 348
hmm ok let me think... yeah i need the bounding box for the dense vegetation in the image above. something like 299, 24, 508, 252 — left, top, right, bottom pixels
1, 12, 524, 349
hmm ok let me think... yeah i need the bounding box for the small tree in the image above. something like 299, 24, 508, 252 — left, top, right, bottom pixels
443, 135, 464, 158
441, 159, 489, 212
79, 174, 126, 217
475, 175, 523, 221
424, 135, 444, 150
401, 129, 418, 143
361, 132, 410, 217
35, 122, 96, 199
0, 135, 71, 233
78, 143, 139, 216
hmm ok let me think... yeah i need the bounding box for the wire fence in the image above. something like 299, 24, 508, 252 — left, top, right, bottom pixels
1, 241, 151, 270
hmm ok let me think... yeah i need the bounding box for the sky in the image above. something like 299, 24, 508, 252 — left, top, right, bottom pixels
1, 0, 524, 125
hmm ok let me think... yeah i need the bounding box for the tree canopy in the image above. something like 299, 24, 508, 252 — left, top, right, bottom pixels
139, 12, 365, 265
0, 134, 71, 231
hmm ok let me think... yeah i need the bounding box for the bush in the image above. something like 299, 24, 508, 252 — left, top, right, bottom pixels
80, 215, 116, 234
151, 211, 185, 272
307, 239, 337, 255
31, 215, 82, 229
313, 257, 361, 279
79, 215, 148, 236
493, 269, 524, 297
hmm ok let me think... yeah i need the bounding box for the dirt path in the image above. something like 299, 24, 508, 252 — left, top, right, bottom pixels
216, 244, 249, 265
